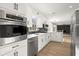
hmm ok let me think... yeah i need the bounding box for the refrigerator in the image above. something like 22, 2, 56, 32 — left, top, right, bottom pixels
71, 10, 79, 56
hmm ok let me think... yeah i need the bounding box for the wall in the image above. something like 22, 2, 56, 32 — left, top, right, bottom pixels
25, 4, 47, 28
47, 21, 57, 32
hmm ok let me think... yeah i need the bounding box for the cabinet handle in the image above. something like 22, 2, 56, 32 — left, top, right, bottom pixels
14, 51, 18, 56
12, 45, 19, 48
42, 39, 43, 42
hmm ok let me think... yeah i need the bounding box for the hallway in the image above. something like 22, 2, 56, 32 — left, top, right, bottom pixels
38, 34, 71, 56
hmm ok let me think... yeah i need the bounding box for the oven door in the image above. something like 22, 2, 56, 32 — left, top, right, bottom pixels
0, 25, 27, 46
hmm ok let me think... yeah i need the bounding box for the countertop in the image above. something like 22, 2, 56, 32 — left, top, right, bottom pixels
27, 33, 46, 39
27, 34, 38, 39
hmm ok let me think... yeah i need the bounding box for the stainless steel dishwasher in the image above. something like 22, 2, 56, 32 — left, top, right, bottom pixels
27, 36, 38, 56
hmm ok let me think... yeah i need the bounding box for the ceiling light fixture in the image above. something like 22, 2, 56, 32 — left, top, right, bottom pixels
52, 12, 56, 14
37, 12, 39, 15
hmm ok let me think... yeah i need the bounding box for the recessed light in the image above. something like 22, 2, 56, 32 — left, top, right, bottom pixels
52, 12, 56, 15
69, 6, 72, 8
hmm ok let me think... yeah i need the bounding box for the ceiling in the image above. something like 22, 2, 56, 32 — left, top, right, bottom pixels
28, 3, 79, 24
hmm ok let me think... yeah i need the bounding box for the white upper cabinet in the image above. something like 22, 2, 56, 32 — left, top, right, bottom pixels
36, 18, 42, 28
17, 3, 26, 16
25, 5, 33, 27
36, 14, 44, 28
0, 3, 26, 16
25, 4, 37, 27
0, 3, 14, 10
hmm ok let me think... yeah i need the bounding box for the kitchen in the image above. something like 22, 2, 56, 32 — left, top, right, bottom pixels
0, 3, 78, 56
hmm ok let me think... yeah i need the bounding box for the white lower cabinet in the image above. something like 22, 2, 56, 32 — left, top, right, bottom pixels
50, 32, 63, 42
38, 32, 63, 52
38, 35, 43, 52
38, 33, 50, 52
4, 51, 14, 56
3, 45, 27, 56
17, 45, 27, 56
0, 40, 27, 56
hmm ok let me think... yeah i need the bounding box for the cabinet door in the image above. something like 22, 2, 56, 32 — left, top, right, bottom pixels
39, 35, 46, 51
38, 36, 43, 52
43, 34, 48, 48
3, 51, 14, 56
38, 34, 48, 52
17, 45, 27, 56
48, 34, 50, 42
0, 3, 14, 10
38, 37, 41, 52
76, 11, 79, 24
26, 6, 33, 27
27, 17, 32, 27
46, 34, 49, 43
18, 3, 26, 15
42, 35, 45, 48
36, 18, 42, 28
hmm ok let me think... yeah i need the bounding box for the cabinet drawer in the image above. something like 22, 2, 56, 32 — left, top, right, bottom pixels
0, 40, 27, 56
